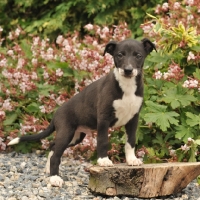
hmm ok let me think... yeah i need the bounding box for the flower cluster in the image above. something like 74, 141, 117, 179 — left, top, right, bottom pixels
153, 63, 184, 81
142, 0, 200, 36
183, 79, 199, 89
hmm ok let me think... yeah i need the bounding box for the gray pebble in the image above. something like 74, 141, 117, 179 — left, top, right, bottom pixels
0, 152, 200, 200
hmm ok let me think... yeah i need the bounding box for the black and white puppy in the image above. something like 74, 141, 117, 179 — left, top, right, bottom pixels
8, 38, 156, 187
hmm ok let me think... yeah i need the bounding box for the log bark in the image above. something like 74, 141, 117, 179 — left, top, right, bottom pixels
88, 162, 200, 198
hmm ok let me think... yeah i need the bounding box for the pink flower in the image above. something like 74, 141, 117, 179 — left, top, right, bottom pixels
31, 58, 38, 66
17, 58, 25, 68
154, 71, 162, 79
33, 36, 40, 46
173, 2, 181, 9
137, 150, 145, 157
19, 82, 27, 93
186, 0, 194, 6
56, 35, 64, 45
183, 79, 198, 88
187, 51, 195, 61
43, 71, 49, 79
2, 99, 12, 111
182, 80, 189, 88
188, 137, 194, 142
7, 50, 14, 56
56, 68, 63, 77
39, 105, 46, 113
0, 138, 6, 151
0, 110, 5, 119
31, 72, 38, 80
162, 3, 169, 11
15, 28, 21, 36
181, 144, 190, 151
155, 4, 161, 14
187, 14, 194, 22
102, 26, 109, 34
169, 149, 176, 156
84, 24, 94, 31
0, 58, 7, 67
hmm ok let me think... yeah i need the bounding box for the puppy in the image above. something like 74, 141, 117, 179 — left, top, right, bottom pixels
8, 38, 156, 187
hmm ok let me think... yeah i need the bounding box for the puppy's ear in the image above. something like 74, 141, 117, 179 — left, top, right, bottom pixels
103, 41, 117, 56
142, 38, 157, 54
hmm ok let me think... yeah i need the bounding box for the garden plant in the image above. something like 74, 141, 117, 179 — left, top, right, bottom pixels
0, 0, 200, 165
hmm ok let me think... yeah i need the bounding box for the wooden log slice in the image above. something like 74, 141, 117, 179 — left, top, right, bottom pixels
88, 162, 200, 198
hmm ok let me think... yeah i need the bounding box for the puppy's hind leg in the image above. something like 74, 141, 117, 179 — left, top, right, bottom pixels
46, 132, 86, 174
49, 128, 75, 187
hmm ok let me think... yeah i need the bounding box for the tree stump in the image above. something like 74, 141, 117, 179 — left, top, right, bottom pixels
88, 162, 200, 198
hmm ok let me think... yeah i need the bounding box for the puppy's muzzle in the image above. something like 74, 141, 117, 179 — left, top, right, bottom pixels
124, 68, 138, 77
124, 68, 133, 76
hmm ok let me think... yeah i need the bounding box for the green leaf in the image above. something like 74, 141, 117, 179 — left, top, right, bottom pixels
195, 139, 200, 145
20, 39, 32, 59
193, 69, 200, 80
191, 45, 200, 52
36, 84, 55, 96
26, 102, 40, 113
186, 112, 200, 128
161, 85, 197, 109
145, 101, 167, 112
143, 101, 179, 131
175, 125, 194, 143
189, 147, 196, 162
3, 113, 18, 126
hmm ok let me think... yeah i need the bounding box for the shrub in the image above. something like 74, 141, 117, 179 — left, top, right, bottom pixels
139, 0, 200, 163
0, 0, 164, 38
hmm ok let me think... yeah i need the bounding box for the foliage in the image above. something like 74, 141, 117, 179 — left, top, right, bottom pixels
0, 0, 164, 38
0, 0, 200, 165
139, 0, 200, 163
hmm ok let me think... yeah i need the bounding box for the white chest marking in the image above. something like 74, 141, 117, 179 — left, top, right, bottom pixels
113, 68, 143, 127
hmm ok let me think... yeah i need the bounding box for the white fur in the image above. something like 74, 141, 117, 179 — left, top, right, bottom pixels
45, 150, 54, 174
50, 175, 64, 187
113, 68, 143, 127
125, 142, 142, 166
97, 157, 113, 167
7, 137, 20, 146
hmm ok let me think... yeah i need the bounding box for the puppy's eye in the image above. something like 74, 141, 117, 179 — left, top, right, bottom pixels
136, 53, 142, 59
117, 53, 124, 58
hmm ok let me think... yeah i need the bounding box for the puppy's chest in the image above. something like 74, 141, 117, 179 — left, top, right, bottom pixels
113, 78, 143, 127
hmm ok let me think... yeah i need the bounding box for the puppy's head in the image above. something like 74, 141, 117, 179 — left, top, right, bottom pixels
103, 38, 156, 78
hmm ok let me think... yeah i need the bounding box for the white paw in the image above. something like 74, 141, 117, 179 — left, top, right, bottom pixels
127, 156, 143, 166
97, 157, 113, 167
50, 175, 64, 187
125, 142, 142, 166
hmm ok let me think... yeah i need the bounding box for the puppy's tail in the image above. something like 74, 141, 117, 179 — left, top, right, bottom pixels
7, 120, 55, 146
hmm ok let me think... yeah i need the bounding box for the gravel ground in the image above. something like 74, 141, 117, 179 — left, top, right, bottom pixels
0, 152, 200, 200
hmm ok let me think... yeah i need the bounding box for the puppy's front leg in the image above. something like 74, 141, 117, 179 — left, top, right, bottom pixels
97, 121, 113, 167
125, 113, 142, 166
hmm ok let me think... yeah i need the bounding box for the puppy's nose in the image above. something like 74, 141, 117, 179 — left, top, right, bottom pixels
124, 68, 133, 75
